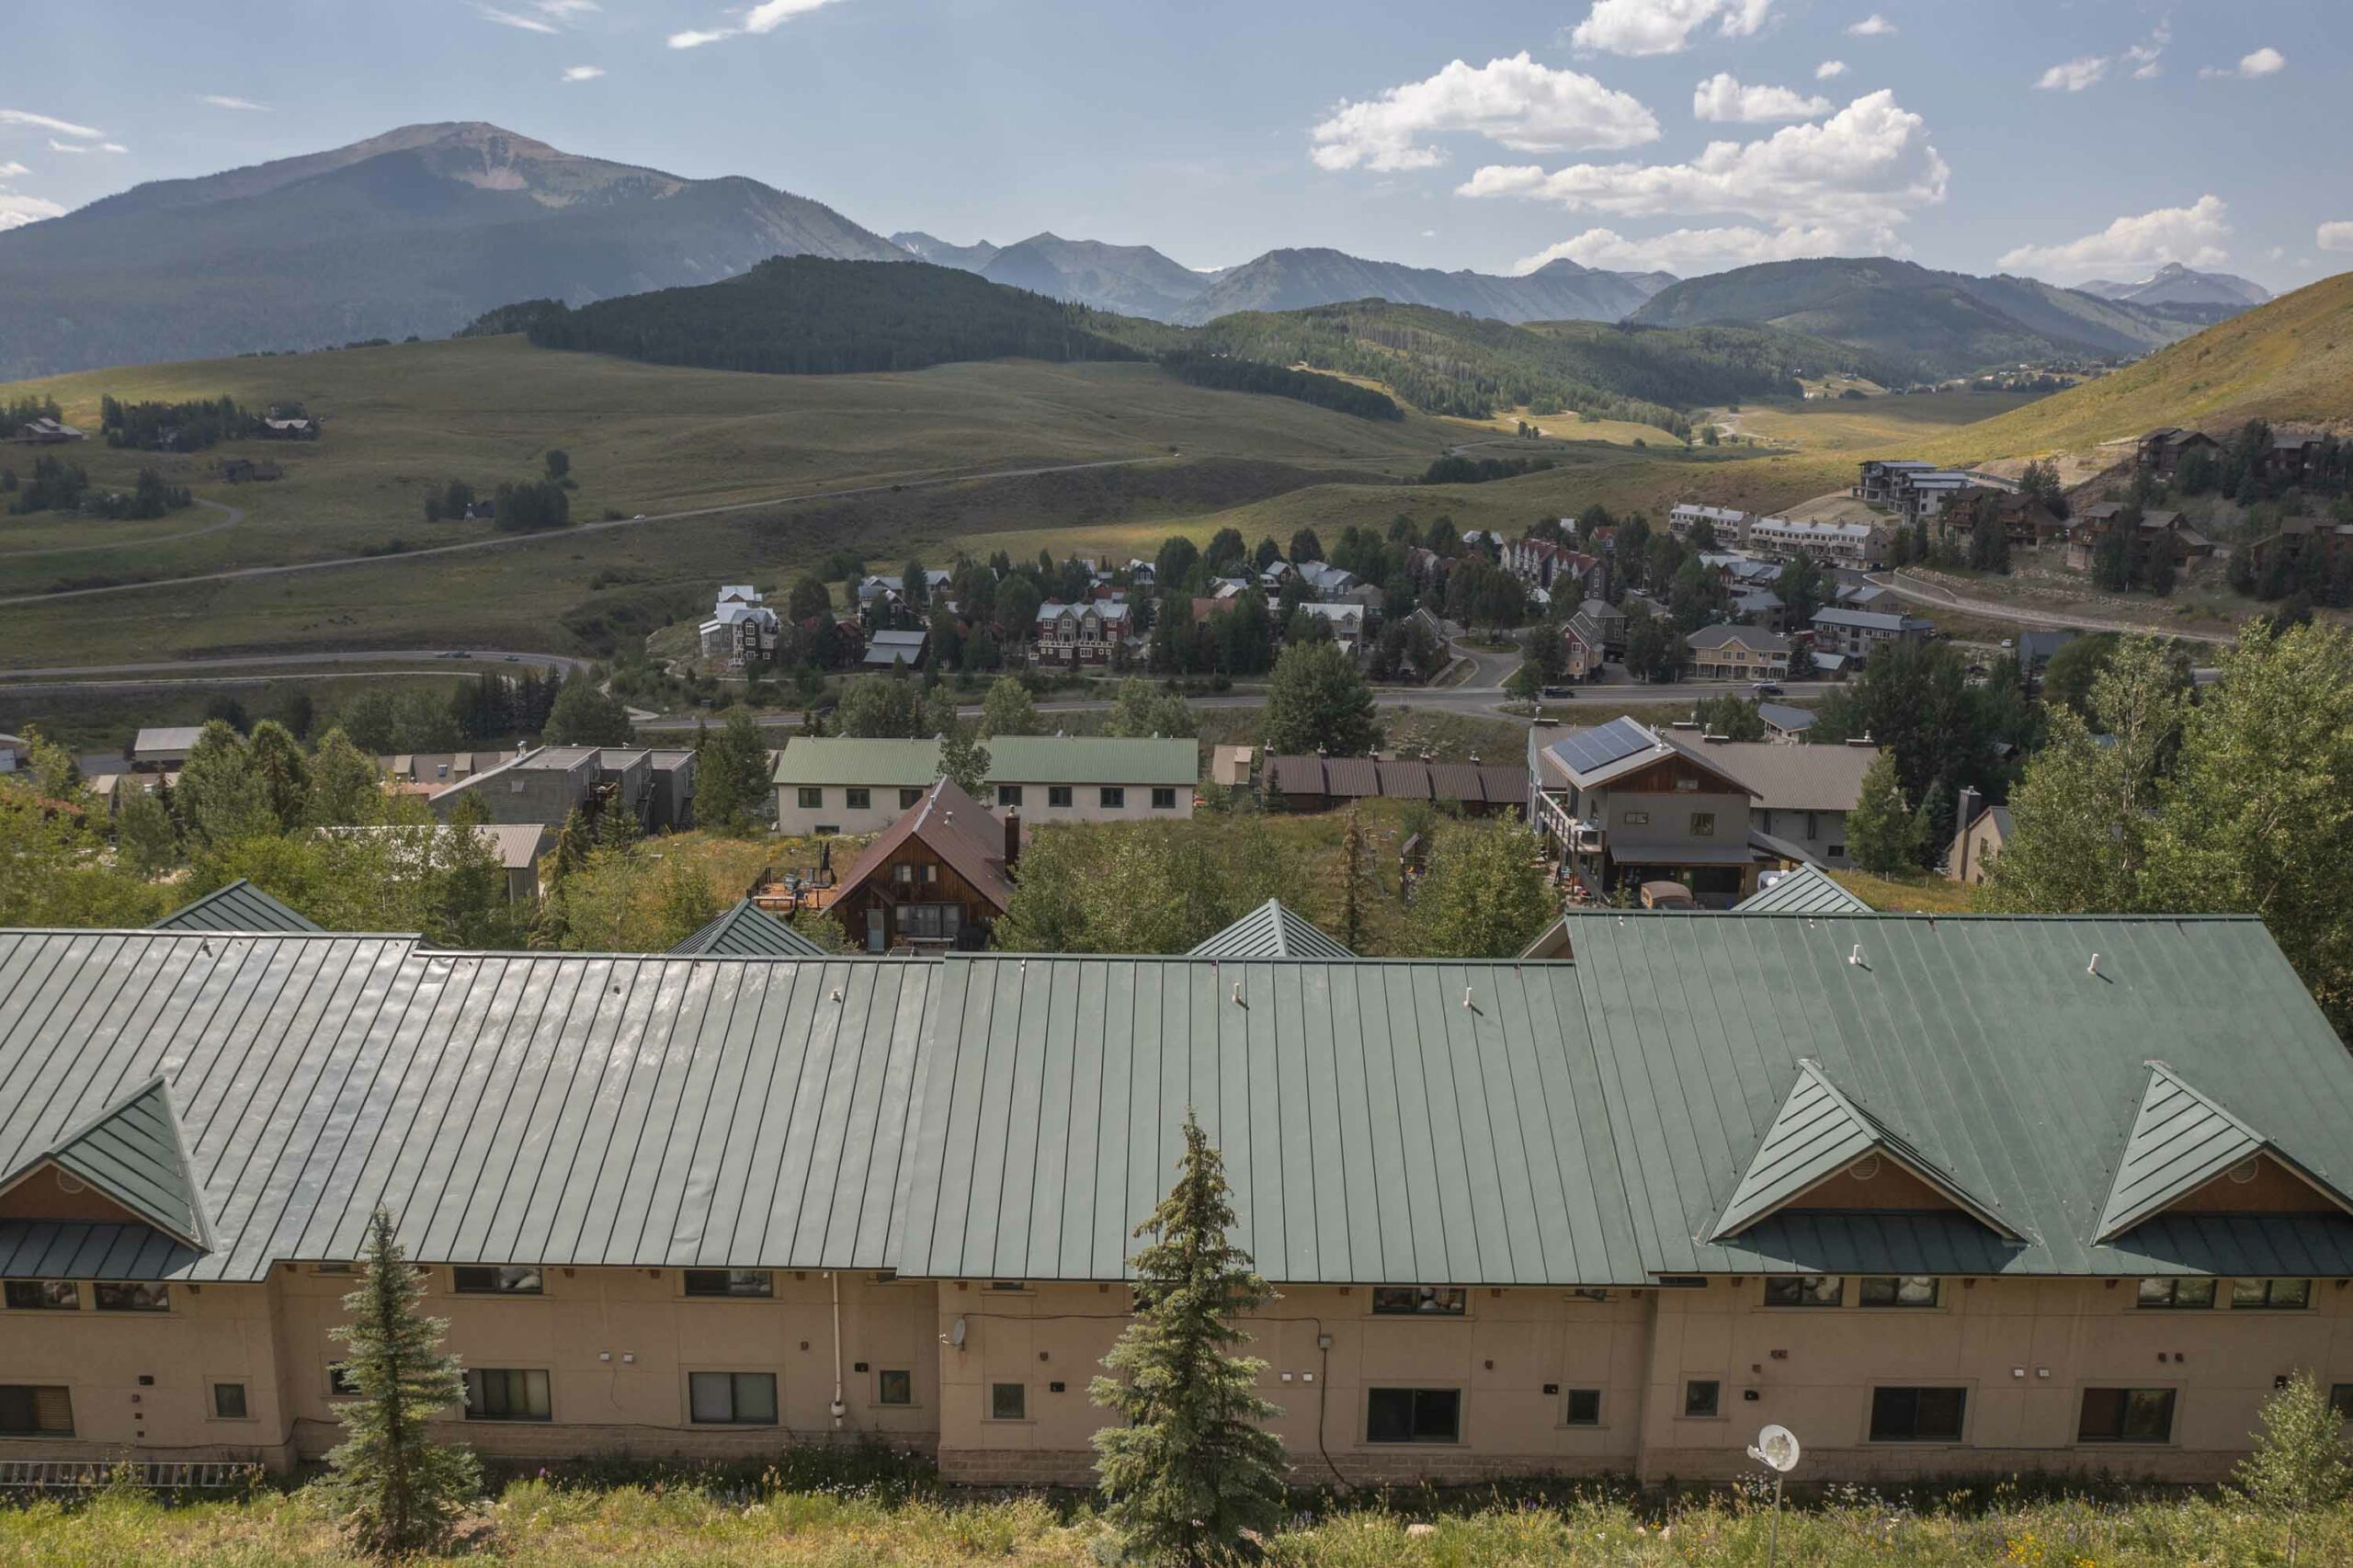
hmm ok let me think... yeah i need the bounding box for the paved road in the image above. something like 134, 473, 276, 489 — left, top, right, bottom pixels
1879, 570, 2236, 645
0, 496, 245, 560
0, 457, 1160, 608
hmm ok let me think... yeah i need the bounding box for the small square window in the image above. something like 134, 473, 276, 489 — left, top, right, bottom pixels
212, 1382, 249, 1421
1690, 812, 1716, 836
4, 1280, 77, 1311
1564, 1388, 1601, 1426
452, 1266, 542, 1295
683, 1269, 772, 1299
798, 787, 824, 809
1684, 1380, 1721, 1418
2136, 1278, 2217, 1310
1152, 787, 1178, 810
900, 788, 924, 809
94, 1282, 168, 1312
1099, 787, 1126, 809
1371, 1286, 1466, 1315
990, 1382, 1027, 1421
997, 785, 1024, 808
1764, 1276, 1843, 1307
846, 788, 871, 811
878, 1369, 913, 1406
327, 1364, 359, 1398
1049, 786, 1073, 808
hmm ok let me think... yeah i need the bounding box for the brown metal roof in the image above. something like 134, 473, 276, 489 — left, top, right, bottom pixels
829, 778, 1014, 912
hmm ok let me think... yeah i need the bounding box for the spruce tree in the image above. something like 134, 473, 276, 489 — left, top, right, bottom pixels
323, 1209, 479, 1558
1091, 1113, 1287, 1566
1338, 805, 1369, 951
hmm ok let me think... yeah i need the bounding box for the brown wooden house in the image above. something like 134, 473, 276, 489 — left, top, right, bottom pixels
824, 778, 1015, 951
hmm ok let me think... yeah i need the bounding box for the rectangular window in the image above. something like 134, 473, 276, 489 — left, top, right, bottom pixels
897, 903, 961, 941
1567, 1288, 1611, 1303
1621, 811, 1650, 827
327, 1364, 359, 1398
682, 1269, 772, 1299
989, 1382, 1027, 1421
3, 1280, 77, 1311
1152, 788, 1178, 810
1827, 844, 1845, 860
1366, 1387, 1461, 1444
2331, 1385, 2353, 1423
1564, 1389, 1602, 1426
1683, 1381, 1721, 1418
877, 1369, 913, 1406
846, 788, 871, 811
1859, 1276, 1940, 1308
1870, 1386, 1967, 1442
798, 787, 824, 809
997, 785, 1024, 808
211, 1382, 249, 1421
1371, 1286, 1466, 1315
2077, 1387, 2176, 1444
688, 1371, 778, 1426
900, 788, 924, 809
0, 1385, 73, 1437
451, 1266, 542, 1296
464, 1368, 551, 1422
2136, 1278, 2217, 1310
93, 1282, 168, 1312
2232, 1278, 2312, 1310
1049, 786, 1073, 808
1689, 812, 1716, 836
1763, 1276, 1844, 1307
1099, 787, 1126, 809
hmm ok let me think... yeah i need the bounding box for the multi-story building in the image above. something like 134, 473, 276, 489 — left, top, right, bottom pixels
1668, 504, 1751, 547
1810, 607, 1932, 661
1856, 459, 1938, 506
1686, 624, 1790, 681
1031, 600, 1133, 666
431, 745, 698, 835
771, 735, 1196, 838
1746, 516, 1892, 568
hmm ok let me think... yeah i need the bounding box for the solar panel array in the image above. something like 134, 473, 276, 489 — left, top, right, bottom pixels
1547, 717, 1659, 778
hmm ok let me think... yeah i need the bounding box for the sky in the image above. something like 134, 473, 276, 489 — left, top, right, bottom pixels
6, 0, 2351, 291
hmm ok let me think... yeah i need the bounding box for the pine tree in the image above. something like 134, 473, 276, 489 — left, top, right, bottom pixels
2234, 1372, 2350, 1566
322, 1209, 480, 1558
1091, 1113, 1287, 1566
1338, 805, 1368, 951
1847, 752, 1924, 875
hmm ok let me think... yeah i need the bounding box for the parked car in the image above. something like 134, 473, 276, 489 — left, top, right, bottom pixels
1540, 684, 1579, 699
1750, 681, 1783, 697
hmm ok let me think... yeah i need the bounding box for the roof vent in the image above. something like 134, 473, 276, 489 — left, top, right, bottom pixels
1231, 982, 1244, 1005
1849, 1153, 1881, 1182
1848, 944, 1864, 966
2086, 952, 2101, 976
2228, 1157, 2261, 1186
1463, 985, 1476, 1010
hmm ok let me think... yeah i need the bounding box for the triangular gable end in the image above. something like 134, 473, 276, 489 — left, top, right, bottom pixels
2094, 1062, 2353, 1243
1189, 899, 1355, 960
1710, 1060, 2021, 1244
0, 1078, 210, 1251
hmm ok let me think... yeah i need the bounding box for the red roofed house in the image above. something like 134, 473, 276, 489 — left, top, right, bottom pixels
823, 778, 1016, 951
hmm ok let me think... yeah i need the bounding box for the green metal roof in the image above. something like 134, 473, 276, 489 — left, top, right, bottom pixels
671, 900, 828, 958
8, 1078, 209, 1250
1734, 865, 1873, 915
151, 880, 321, 933
771, 738, 943, 787
1189, 900, 1354, 960
983, 736, 1197, 787
2094, 1062, 2353, 1242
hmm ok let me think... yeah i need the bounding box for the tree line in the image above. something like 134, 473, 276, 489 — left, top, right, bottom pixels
1160, 351, 1402, 419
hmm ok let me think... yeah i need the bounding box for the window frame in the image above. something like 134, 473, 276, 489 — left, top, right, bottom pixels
876, 1369, 915, 1407
1048, 786, 1074, 809
1683, 1380, 1722, 1419
3, 1280, 79, 1312
2136, 1278, 2217, 1310
1868, 1385, 1968, 1443
1858, 1275, 1940, 1309
797, 786, 824, 810
1151, 787, 1178, 811
688, 1370, 779, 1426
210, 1381, 252, 1422
1370, 1286, 1467, 1316
2331, 1384, 2353, 1423
681, 1268, 773, 1300
0, 1384, 74, 1438
326, 1363, 360, 1398
450, 1265, 543, 1297
1689, 811, 1717, 837
997, 785, 1024, 808
845, 787, 871, 812
2231, 1278, 2313, 1311
988, 1381, 1028, 1422
1563, 1388, 1602, 1427
1762, 1275, 1845, 1308
2076, 1386, 2177, 1445
464, 1367, 553, 1423
1099, 786, 1126, 809
92, 1281, 169, 1312
899, 788, 924, 810
1365, 1386, 1463, 1445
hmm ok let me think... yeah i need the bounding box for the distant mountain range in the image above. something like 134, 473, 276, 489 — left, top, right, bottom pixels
2074, 261, 2272, 310
0, 122, 904, 379
1628, 257, 2233, 381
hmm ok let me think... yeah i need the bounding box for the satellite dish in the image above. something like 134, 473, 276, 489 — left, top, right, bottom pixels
949, 1316, 968, 1349
1748, 1424, 1801, 1472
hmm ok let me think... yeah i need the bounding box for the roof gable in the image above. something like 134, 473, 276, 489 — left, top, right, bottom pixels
151, 880, 321, 933
2095, 1062, 2353, 1242
672, 900, 828, 958
1711, 1060, 2021, 1243
3, 1079, 209, 1250
1735, 865, 1872, 915
1189, 900, 1354, 960
831, 778, 1014, 911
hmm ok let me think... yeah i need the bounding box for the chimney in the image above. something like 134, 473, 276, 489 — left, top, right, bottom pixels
1004, 810, 1021, 870
1954, 785, 1983, 876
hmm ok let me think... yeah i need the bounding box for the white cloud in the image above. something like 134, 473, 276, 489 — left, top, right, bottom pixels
2318, 222, 2353, 255
0, 161, 27, 177
2124, 20, 2168, 80
2202, 47, 2284, 79
478, 6, 559, 31
1815, 60, 1848, 80
1310, 53, 1659, 173
2035, 56, 2109, 92
667, 0, 847, 49
666, 28, 731, 47
1517, 220, 1894, 275
0, 192, 67, 231
98, 142, 128, 153
0, 108, 103, 139
1996, 194, 2232, 278
1847, 14, 1895, 37
46, 139, 87, 154
479, 0, 595, 29
1693, 74, 1830, 122
561, 64, 605, 81
1461, 90, 1949, 234
201, 95, 270, 111
1568, 0, 1776, 59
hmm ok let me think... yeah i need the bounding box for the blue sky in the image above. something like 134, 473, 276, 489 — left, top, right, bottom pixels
6, 0, 2349, 290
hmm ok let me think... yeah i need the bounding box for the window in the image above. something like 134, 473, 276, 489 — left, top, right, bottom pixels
4, 1281, 77, 1311
1371, 1286, 1466, 1315
1048, 786, 1073, 808
1689, 812, 1716, 836
2232, 1278, 2312, 1310
846, 788, 871, 811
93, 1282, 168, 1312
877, 1369, 914, 1406
1567, 1288, 1611, 1303
464, 1368, 551, 1422
211, 1382, 249, 1420
898, 903, 961, 941
900, 788, 924, 809
327, 1364, 359, 1398
1099, 787, 1126, 809
1152, 788, 1178, 810
1683, 1381, 1721, 1418
989, 1382, 1027, 1421
1859, 1276, 1939, 1308
683, 1269, 772, 1299
688, 1371, 778, 1426
2331, 1385, 2353, 1423
815, 824, 839, 837
1564, 1389, 1602, 1426
997, 785, 1024, 808
1870, 1387, 1966, 1442
798, 787, 824, 810
1621, 811, 1650, 827
0, 1385, 73, 1437
1763, 1276, 1843, 1307
2077, 1387, 2176, 1443
2137, 1278, 2217, 1310
452, 1266, 542, 1296
1826, 844, 1846, 860
1366, 1387, 1461, 1444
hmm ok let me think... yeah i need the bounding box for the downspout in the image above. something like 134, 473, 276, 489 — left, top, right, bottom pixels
829, 1271, 847, 1429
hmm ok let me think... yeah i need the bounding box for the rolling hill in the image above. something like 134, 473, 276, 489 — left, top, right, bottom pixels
1180, 248, 1670, 325
1926, 270, 2353, 460
1629, 257, 2230, 380
0, 122, 904, 379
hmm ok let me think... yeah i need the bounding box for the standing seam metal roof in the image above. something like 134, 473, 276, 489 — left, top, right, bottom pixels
151, 881, 322, 934
1735, 865, 1873, 915
1189, 901, 1355, 960
672, 900, 830, 958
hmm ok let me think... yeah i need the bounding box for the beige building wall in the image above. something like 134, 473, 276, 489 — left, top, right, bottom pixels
990, 779, 1194, 835
775, 784, 932, 838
